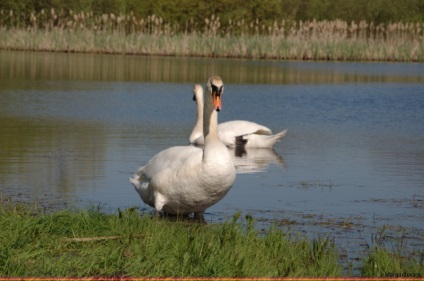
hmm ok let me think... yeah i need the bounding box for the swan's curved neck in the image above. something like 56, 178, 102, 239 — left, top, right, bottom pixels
189, 94, 204, 144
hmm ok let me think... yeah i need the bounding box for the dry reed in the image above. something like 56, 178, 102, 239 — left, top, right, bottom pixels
1, 9, 423, 61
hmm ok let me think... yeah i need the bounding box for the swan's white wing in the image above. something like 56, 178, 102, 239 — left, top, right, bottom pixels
218, 120, 272, 146
131, 144, 234, 215
142, 146, 202, 179
192, 121, 287, 148
219, 120, 272, 136
130, 146, 202, 210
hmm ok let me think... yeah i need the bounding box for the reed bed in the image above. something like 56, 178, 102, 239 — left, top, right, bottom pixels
1, 9, 423, 61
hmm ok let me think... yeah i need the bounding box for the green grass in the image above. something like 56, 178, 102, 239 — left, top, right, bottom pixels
361, 247, 424, 277
0, 201, 342, 277
0, 199, 423, 277
360, 225, 424, 277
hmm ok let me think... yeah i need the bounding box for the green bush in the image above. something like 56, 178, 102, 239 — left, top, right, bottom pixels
1, 0, 423, 32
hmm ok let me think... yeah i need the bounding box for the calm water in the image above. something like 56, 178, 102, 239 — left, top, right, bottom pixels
1, 50, 424, 268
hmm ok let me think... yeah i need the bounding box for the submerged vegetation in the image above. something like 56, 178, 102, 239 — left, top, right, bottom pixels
0, 198, 423, 277
0, 0, 423, 61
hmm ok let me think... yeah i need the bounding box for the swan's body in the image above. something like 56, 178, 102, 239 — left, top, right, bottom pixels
189, 86, 287, 148
130, 77, 236, 219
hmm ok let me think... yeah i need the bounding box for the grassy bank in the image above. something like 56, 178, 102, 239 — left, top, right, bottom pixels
1, 24, 422, 62
0, 9, 423, 61
0, 199, 423, 277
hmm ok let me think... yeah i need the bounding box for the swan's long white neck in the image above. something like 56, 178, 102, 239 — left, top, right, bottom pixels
189, 85, 204, 144
202, 77, 227, 163
203, 91, 220, 143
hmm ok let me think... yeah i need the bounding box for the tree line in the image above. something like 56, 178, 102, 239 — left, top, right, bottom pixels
1, 0, 423, 33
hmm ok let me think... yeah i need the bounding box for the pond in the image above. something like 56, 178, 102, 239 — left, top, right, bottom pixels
1, 50, 423, 271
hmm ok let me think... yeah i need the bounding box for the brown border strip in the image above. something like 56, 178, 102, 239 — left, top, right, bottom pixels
0, 277, 423, 281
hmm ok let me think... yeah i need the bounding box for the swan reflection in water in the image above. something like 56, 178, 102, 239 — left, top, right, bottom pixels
229, 147, 285, 174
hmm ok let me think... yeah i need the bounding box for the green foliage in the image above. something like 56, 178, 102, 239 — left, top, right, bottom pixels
0, 0, 423, 31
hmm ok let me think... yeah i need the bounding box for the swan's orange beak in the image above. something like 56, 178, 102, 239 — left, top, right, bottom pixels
212, 91, 222, 111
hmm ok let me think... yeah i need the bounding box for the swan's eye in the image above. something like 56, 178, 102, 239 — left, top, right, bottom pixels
211, 85, 218, 95
211, 85, 223, 96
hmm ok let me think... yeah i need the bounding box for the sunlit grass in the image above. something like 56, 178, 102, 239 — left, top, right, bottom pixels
1, 197, 423, 277
360, 225, 424, 277
0, 200, 342, 277
361, 247, 424, 277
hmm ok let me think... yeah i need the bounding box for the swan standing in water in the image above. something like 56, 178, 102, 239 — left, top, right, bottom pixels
190, 85, 287, 148
129, 76, 236, 220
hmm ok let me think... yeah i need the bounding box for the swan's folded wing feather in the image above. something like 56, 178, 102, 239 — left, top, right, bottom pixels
142, 146, 202, 179
218, 120, 273, 146
219, 120, 272, 136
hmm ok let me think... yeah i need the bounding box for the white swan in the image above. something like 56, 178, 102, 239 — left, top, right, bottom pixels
190, 85, 287, 148
129, 76, 236, 220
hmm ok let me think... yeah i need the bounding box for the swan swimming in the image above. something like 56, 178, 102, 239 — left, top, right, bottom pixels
189, 85, 287, 148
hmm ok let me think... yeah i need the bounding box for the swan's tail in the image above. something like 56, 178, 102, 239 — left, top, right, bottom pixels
242, 129, 288, 148
129, 165, 145, 189
274, 129, 288, 141
263, 129, 288, 148
129, 175, 141, 188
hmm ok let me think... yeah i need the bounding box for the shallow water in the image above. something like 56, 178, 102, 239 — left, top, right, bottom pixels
1, 50, 424, 270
